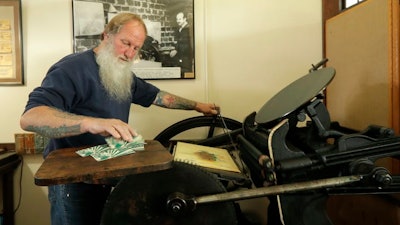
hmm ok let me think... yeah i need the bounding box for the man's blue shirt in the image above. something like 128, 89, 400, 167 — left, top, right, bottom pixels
24, 50, 159, 157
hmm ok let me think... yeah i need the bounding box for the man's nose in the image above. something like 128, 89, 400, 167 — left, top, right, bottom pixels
125, 47, 137, 60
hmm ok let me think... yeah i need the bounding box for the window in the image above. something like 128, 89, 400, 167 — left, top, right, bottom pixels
342, 0, 364, 10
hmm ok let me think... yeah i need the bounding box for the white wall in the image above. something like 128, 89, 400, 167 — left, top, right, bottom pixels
132, 1, 323, 138
1, 0, 322, 224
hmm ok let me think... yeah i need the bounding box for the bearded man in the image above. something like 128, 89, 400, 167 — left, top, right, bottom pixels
20, 13, 219, 225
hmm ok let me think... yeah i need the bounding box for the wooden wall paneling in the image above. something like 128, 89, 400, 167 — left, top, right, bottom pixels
389, 0, 400, 174
325, 1, 400, 224
326, 0, 400, 173
325, 0, 392, 131
390, 0, 400, 134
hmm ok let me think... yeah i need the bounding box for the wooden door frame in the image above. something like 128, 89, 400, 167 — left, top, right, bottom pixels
322, 0, 340, 58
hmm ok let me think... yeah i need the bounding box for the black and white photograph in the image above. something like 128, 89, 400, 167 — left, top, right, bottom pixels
72, 0, 195, 79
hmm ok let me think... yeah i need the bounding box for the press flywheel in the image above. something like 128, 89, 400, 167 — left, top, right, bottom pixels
100, 162, 238, 225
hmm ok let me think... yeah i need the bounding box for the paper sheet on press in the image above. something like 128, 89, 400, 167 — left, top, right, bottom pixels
76, 135, 145, 161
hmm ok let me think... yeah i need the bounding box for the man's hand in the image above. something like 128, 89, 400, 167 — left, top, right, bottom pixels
81, 117, 138, 142
195, 102, 220, 116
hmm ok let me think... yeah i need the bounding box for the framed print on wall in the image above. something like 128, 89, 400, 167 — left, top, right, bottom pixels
0, 0, 23, 85
72, 0, 195, 80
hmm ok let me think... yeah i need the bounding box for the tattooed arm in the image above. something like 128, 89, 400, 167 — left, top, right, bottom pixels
20, 106, 137, 141
20, 91, 218, 139
153, 90, 219, 116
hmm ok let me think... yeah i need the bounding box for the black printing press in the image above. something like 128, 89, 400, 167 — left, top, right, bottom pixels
100, 60, 400, 225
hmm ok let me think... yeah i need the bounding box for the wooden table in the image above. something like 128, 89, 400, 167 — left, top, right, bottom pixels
34, 140, 173, 186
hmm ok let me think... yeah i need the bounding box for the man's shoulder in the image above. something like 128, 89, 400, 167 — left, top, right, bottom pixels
56, 50, 95, 67
47, 50, 97, 78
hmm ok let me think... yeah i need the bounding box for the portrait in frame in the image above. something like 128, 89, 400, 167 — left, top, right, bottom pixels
0, 0, 23, 85
72, 0, 195, 80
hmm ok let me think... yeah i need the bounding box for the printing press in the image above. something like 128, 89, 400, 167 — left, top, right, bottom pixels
35, 61, 400, 225
98, 63, 400, 225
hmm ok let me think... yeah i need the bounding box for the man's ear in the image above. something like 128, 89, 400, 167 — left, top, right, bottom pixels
102, 32, 109, 41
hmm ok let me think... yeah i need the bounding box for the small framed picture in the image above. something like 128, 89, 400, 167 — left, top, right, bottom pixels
0, 0, 23, 85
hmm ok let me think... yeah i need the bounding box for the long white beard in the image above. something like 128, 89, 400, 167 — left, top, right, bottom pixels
96, 41, 134, 102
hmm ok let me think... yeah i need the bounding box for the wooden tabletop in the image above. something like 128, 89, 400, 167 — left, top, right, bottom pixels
34, 140, 173, 186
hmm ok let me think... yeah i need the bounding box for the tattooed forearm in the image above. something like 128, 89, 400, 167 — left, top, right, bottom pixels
20, 106, 86, 138
154, 91, 196, 110
25, 124, 81, 138
52, 107, 84, 120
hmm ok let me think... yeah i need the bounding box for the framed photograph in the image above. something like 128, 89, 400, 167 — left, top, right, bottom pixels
0, 0, 23, 85
72, 0, 195, 80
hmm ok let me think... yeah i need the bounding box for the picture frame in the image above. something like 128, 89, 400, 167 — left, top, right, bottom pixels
72, 0, 195, 80
0, 0, 23, 85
